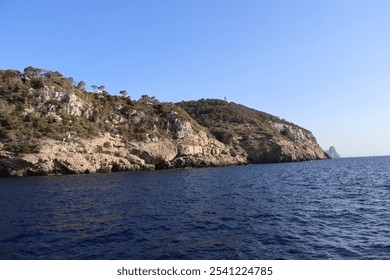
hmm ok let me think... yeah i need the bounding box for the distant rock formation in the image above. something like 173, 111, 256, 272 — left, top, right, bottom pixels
326, 146, 341, 158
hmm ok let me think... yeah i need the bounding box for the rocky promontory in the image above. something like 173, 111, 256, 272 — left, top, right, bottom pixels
0, 67, 329, 176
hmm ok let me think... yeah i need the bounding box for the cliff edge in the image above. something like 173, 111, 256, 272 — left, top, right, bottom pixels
178, 99, 329, 163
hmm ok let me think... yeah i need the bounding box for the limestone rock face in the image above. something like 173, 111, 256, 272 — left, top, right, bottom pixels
0, 135, 156, 176
266, 122, 329, 162
39, 86, 93, 118
0, 114, 246, 176
178, 99, 329, 164
235, 123, 327, 163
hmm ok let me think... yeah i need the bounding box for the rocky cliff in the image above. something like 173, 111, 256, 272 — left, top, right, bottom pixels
178, 99, 329, 163
0, 67, 328, 176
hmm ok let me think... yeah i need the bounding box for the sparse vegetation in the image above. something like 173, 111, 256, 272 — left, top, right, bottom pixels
177, 99, 292, 144
0, 67, 204, 153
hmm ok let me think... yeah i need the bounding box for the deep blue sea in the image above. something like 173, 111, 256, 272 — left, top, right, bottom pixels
1, 156, 390, 260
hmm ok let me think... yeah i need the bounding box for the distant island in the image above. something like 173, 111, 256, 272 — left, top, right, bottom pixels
0, 67, 329, 176
326, 146, 341, 158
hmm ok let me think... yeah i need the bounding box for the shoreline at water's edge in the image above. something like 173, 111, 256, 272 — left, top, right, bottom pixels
0, 156, 331, 178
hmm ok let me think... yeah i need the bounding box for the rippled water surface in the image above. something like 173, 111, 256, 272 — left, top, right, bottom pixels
1, 156, 390, 259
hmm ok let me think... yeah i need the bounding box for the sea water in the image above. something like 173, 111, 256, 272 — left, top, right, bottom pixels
1, 156, 390, 259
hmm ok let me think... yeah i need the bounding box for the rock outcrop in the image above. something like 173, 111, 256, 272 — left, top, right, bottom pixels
326, 146, 341, 158
0, 117, 246, 176
0, 67, 328, 176
236, 122, 328, 163
178, 99, 329, 163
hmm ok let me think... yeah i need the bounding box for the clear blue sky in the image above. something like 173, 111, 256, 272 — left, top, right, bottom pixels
1, 0, 390, 157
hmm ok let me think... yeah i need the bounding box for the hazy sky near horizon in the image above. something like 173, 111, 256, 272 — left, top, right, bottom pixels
1, 0, 390, 157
